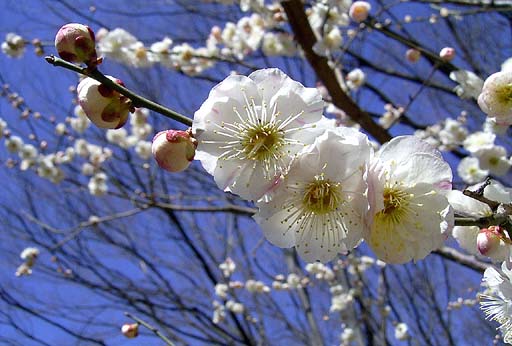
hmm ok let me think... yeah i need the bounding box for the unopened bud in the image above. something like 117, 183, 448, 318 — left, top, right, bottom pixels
439, 47, 455, 62
477, 226, 510, 260
77, 76, 131, 129
349, 1, 371, 23
55, 23, 98, 65
405, 48, 421, 63
152, 129, 197, 172
121, 323, 139, 338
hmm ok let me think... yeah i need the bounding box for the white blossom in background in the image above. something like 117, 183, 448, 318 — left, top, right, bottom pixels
88, 172, 108, 196
245, 279, 269, 293
478, 70, 512, 125
313, 26, 343, 56
349, 1, 371, 22
346, 68, 366, 90
394, 323, 409, 340
5, 135, 23, 153
134, 141, 152, 160
212, 301, 226, 324
149, 37, 173, 66
261, 32, 296, 57
215, 283, 228, 298
225, 300, 244, 313
193, 68, 324, 201
480, 262, 512, 343
255, 128, 371, 263
457, 157, 488, 184
1, 33, 25, 58
106, 128, 129, 148
97, 28, 138, 64
70, 105, 91, 133
463, 131, 495, 154
19, 144, 38, 170
450, 70, 484, 99
379, 104, 403, 129
340, 327, 355, 345
365, 136, 453, 264
219, 257, 236, 277
474, 145, 511, 176
483, 117, 510, 136
438, 118, 467, 150
16, 247, 39, 277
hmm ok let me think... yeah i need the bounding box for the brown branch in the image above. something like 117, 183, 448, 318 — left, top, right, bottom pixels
281, 0, 392, 144
433, 246, 490, 273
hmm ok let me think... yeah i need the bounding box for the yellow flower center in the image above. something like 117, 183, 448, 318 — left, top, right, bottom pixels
241, 122, 284, 161
496, 83, 512, 105
377, 186, 412, 225
302, 174, 343, 215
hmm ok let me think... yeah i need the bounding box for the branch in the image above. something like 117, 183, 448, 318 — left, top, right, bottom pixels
433, 246, 489, 273
45, 55, 192, 126
281, 0, 392, 144
125, 312, 176, 346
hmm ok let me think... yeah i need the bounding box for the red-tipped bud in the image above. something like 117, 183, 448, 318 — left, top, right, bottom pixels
55, 23, 97, 65
477, 226, 510, 260
77, 76, 131, 129
349, 1, 371, 23
152, 129, 197, 172
121, 323, 139, 338
439, 47, 455, 62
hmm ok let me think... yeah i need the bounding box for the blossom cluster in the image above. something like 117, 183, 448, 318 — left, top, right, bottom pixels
193, 68, 454, 264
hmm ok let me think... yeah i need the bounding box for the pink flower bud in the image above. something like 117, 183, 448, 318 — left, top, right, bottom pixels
477, 226, 510, 259
405, 48, 421, 63
77, 76, 131, 129
349, 1, 371, 23
55, 23, 97, 65
439, 47, 455, 62
152, 129, 197, 172
121, 323, 139, 338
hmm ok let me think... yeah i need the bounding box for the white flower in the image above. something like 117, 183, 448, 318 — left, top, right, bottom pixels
225, 300, 244, 313
215, 283, 229, 298
346, 68, 366, 90
394, 323, 409, 340
254, 127, 371, 263
438, 118, 467, 149
97, 28, 138, 64
219, 257, 236, 277
20, 247, 39, 264
349, 1, 371, 22
135, 141, 152, 160
365, 136, 453, 264
5, 136, 23, 153
1, 33, 25, 58
457, 157, 488, 185
262, 32, 296, 57
193, 68, 324, 201
478, 71, 512, 124
88, 172, 108, 196
475, 145, 511, 176
450, 70, 484, 99
480, 262, 512, 344
463, 131, 495, 154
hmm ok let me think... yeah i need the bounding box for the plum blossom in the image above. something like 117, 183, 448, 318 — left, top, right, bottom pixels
1, 33, 25, 58
480, 262, 512, 344
478, 70, 512, 125
450, 70, 484, 99
457, 157, 488, 185
254, 127, 371, 263
193, 68, 324, 201
365, 136, 453, 264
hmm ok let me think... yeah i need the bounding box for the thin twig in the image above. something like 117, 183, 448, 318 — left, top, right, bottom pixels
45, 55, 192, 126
125, 312, 177, 346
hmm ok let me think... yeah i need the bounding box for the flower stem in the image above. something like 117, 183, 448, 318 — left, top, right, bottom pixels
45, 55, 192, 126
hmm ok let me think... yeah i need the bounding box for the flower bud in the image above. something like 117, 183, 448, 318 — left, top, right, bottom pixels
121, 323, 139, 338
152, 129, 197, 172
55, 23, 97, 65
349, 1, 371, 23
477, 226, 510, 260
439, 47, 455, 62
77, 76, 131, 129
405, 48, 421, 63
